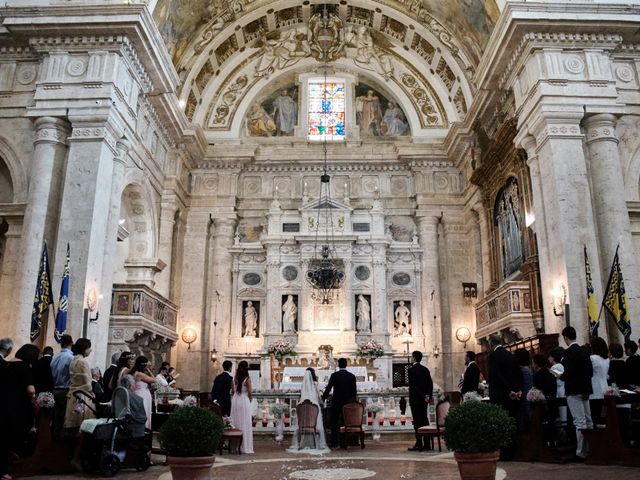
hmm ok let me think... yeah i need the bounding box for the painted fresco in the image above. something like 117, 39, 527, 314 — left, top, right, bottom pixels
355, 84, 410, 138
247, 86, 298, 137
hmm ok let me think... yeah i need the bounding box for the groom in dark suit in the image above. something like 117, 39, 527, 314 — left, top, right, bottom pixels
211, 360, 233, 416
322, 357, 357, 448
408, 350, 433, 451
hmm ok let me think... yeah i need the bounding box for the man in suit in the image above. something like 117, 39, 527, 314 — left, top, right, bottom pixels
461, 351, 481, 395
624, 340, 640, 386
211, 360, 234, 416
0, 337, 12, 367
34, 346, 54, 393
560, 326, 593, 460
488, 334, 522, 460
408, 350, 433, 451
322, 357, 357, 448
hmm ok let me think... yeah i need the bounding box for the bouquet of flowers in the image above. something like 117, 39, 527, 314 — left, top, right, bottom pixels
478, 380, 489, 395
366, 403, 384, 414
269, 402, 288, 418
36, 392, 55, 409
267, 339, 297, 359
604, 384, 620, 397
222, 416, 235, 429
462, 391, 484, 402
182, 395, 198, 407
356, 340, 384, 359
432, 384, 447, 403
526, 387, 546, 403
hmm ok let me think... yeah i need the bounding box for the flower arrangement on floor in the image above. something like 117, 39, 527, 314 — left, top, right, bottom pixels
36, 391, 55, 409
604, 384, 621, 397
356, 339, 384, 359
267, 339, 297, 359
222, 416, 235, 430
181, 395, 198, 407
269, 402, 288, 418
432, 384, 447, 403
365, 402, 384, 414
526, 387, 546, 403
478, 379, 489, 396
462, 391, 484, 402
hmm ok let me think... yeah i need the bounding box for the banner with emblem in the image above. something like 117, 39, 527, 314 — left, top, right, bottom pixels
30, 242, 54, 342
602, 245, 632, 340
54, 243, 70, 343
584, 246, 600, 338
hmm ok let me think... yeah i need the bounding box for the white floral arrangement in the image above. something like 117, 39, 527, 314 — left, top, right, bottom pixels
366, 403, 384, 414
432, 384, 447, 402
181, 395, 198, 407
356, 340, 384, 359
526, 387, 546, 403
156, 385, 180, 396
478, 380, 489, 394
463, 391, 484, 402
269, 402, 288, 417
604, 384, 620, 397
36, 392, 55, 409
267, 339, 297, 359
222, 416, 235, 429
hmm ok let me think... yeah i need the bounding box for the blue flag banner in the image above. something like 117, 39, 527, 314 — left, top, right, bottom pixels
30, 242, 54, 342
55, 243, 70, 343
602, 246, 632, 341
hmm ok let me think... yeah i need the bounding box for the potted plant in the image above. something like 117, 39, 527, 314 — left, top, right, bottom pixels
443, 401, 515, 480
159, 406, 224, 480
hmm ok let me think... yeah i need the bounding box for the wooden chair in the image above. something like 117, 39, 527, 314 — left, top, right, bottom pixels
418, 399, 450, 452
207, 404, 243, 455
340, 401, 365, 449
296, 399, 320, 449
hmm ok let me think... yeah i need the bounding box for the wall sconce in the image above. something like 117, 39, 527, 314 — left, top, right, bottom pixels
85, 288, 102, 323
210, 349, 218, 363
455, 326, 472, 348
462, 283, 477, 302
525, 211, 535, 228
551, 284, 567, 317
432, 345, 440, 359
181, 327, 198, 349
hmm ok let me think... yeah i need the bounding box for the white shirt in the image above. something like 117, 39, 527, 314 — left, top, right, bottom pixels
590, 355, 609, 399
155, 374, 169, 387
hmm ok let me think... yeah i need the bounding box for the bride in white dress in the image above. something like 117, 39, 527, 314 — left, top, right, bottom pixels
287, 368, 330, 454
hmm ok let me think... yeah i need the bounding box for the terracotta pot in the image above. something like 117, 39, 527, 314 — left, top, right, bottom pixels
167, 455, 215, 480
454, 451, 499, 480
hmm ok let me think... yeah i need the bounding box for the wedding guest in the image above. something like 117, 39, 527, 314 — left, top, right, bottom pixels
167, 367, 179, 386
532, 354, 556, 398
407, 351, 433, 451
624, 340, 640, 386
211, 360, 233, 416
488, 334, 521, 460
460, 351, 481, 395
560, 326, 593, 461
548, 347, 566, 422
609, 342, 631, 446
589, 337, 609, 425
91, 367, 107, 403
102, 352, 121, 400
230, 361, 254, 454
34, 346, 54, 393
129, 356, 156, 430
50, 334, 74, 439
109, 351, 134, 391
155, 365, 169, 386
514, 348, 533, 432
0, 337, 13, 366
322, 358, 357, 448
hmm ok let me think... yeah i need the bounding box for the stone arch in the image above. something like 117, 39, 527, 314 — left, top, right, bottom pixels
0, 137, 27, 203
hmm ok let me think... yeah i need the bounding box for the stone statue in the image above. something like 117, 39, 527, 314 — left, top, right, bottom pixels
317, 348, 336, 370
271, 89, 297, 136
353, 26, 393, 79
254, 29, 303, 78
244, 301, 258, 337
394, 300, 410, 336
282, 295, 297, 332
356, 295, 371, 332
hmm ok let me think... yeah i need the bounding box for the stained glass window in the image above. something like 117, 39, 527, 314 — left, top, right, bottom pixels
308, 80, 345, 141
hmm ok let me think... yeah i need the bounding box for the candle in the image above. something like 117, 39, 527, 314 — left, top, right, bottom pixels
378, 412, 384, 426
401, 415, 406, 426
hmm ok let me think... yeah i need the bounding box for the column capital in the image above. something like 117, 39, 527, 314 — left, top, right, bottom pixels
213, 217, 237, 237
583, 113, 618, 145
518, 134, 537, 157
34, 116, 70, 146
415, 215, 441, 231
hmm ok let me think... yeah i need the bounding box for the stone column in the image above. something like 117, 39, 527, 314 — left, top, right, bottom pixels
0, 216, 24, 339
14, 117, 70, 344
584, 114, 640, 339
265, 248, 281, 336
342, 257, 354, 331
371, 244, 388, 339
50, 119, 121, 365
154, 199, 179, 299
472, 202, 492, 297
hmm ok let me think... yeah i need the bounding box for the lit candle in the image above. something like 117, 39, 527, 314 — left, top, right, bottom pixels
378, 412, 384, 426
400, 415, 406, 425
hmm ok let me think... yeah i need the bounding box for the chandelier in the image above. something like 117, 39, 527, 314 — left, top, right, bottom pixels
305, 4, 345, 304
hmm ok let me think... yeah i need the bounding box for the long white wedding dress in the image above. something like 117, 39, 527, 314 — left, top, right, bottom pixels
287, 370, 330, 454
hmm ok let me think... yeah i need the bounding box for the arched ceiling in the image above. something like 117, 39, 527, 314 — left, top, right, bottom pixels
152, 0, 500, 142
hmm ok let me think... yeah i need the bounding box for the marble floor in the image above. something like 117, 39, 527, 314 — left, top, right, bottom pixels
25, 437, 640, 479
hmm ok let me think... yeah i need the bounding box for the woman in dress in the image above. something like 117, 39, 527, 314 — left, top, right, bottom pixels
589, 337, 610, 426
128, 356, 156, 430
548, 347, 566, 422
230, 361, 253, 454
288, 368, 329, 454
109, 351, 134, 392
514, 348, 532, 432
64, 338, 94, 470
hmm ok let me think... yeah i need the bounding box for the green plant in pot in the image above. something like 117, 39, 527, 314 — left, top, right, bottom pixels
443, 401, 515, 480
159, 406, 224, 480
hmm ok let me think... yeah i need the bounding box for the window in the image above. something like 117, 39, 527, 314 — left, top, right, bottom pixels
307, 80, 345, 141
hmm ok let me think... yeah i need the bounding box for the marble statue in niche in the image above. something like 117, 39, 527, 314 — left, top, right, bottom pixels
247, 86, 298, 137
495, 178, 523, 278
356, 84, 409, 138
282, 294, 298, 333
243, 300, 259, 337
393, 300, 411, 336
356, 294, 371, 333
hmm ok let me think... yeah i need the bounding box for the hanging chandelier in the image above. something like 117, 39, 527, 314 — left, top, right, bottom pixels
305, 3, 345, 305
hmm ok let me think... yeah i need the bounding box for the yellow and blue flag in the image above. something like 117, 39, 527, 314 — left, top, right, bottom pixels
584, 246, 600, 338
54, 243, 69, 343
602, 245, 632, 340
30, 242, 54, 342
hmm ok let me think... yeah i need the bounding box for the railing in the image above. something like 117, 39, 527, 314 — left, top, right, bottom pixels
474, 280, 536, 338
110, 284, 178, 329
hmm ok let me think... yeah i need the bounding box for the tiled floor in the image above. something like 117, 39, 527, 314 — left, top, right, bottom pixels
24, 436, 640, 479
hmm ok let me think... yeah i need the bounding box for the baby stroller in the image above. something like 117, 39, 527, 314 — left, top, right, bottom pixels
75, 387, 151, 477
